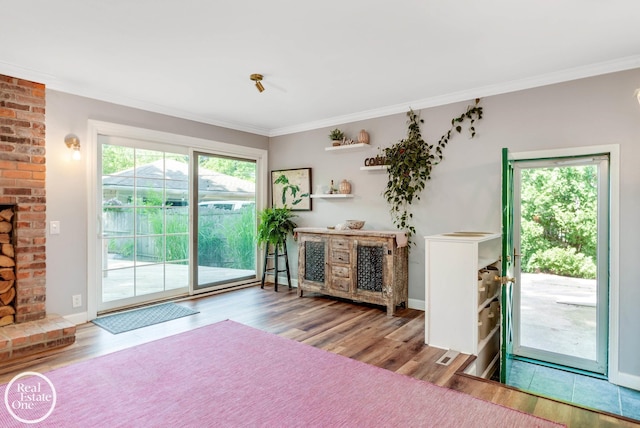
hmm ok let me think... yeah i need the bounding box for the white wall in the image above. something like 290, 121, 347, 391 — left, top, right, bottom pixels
43, 68, 640, 379
269, 68, 640, 378
45, 90, 269, 321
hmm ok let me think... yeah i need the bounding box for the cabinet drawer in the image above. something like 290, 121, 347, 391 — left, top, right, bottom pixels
331, 250, 350, 264
331, 265, 350, 278
331, 238, 351, 250
331, 277, 351, 292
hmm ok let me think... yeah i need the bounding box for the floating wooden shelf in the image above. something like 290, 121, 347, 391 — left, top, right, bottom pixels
310, 194, 354, 198
360, 165, 388, 171
325, 143, 370, 152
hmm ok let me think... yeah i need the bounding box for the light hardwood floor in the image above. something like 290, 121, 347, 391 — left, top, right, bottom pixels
1, 285, 638, 427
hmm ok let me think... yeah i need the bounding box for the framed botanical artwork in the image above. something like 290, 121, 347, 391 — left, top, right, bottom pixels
271, 168, 312, 211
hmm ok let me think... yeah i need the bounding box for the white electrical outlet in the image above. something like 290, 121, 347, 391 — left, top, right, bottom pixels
72, 294, 82, 308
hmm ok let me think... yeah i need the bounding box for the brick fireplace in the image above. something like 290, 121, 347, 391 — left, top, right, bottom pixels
0, 74, 75, 362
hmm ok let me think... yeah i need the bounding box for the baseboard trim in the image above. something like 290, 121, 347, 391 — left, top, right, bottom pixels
64, 311, 88, 325
613, 371, 640, 391
408, 298, 426, 311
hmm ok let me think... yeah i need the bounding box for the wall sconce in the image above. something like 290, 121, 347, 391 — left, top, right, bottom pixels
64, 134, 81, 160
250, 73, 265, 93
635, 88, 640, 105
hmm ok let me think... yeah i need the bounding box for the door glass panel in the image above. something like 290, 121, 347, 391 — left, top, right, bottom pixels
193, 152, 257, 290
512, 156, 608, 374
100, 142, 189, 310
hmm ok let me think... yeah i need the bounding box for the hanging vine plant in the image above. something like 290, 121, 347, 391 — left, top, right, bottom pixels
383, 99, 483, 245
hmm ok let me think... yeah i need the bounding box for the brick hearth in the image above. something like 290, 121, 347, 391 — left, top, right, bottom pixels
0, 74, 76, 362
0, 315, 75, 361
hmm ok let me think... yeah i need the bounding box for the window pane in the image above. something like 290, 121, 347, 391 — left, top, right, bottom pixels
102, 266, 135, 302
103, 208, 134, 236
104, 237, 134, 268
166, 234, 188, 262
136, 264, 165, 296
135, 149, 164, 177
136, 236, 164, 263
136, 207, 163, 235
102, 144, 134, 176
136, 178, 165, 206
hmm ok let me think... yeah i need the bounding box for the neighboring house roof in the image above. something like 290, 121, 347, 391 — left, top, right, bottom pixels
103, 159, 255, 202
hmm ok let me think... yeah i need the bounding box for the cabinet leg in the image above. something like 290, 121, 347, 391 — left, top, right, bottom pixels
387, 304, 395, 317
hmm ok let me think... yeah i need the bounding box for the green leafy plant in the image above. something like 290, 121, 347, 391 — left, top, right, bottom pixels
256, 207, 297, 246
328, 128, 345, 141
257, 173, 304, 247
383, 100, 483, 245
519, 164, 597, 279
527, 247, 596, 279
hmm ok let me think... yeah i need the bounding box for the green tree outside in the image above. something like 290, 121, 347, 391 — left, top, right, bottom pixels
520, 165, 597, 279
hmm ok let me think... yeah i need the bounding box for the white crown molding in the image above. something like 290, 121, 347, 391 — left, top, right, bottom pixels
0, 61, 59, 87
3, 56, 640, 138
0, 60, 271, 136
268, 55, 640, 137
54, 82, 273, 137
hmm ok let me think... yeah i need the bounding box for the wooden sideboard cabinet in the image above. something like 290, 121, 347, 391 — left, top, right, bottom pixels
295, 228, 408, 316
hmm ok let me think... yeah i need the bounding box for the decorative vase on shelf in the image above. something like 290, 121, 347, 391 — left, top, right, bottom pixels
358, 129, 370, 144
339, 179, 351, 194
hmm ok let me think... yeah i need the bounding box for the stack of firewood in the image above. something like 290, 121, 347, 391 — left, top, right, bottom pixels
0, 208, 16, 327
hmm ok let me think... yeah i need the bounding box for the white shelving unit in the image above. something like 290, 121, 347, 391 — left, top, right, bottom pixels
424, 232, 502, 379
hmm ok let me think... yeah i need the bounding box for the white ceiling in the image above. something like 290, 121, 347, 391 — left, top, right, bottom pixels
1, 1, 640, 136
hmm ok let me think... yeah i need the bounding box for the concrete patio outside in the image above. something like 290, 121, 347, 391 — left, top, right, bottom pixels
520, 272, 597, 361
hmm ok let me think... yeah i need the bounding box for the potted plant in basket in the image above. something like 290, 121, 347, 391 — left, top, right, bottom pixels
257, 174, 307, 247
257, 174, 308, 288
328, 128, 345, 146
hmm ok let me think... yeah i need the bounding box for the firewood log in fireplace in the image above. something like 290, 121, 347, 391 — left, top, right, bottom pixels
0, 213, 16, 326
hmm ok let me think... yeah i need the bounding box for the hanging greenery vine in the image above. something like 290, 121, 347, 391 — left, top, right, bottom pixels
383, 99, 483, 245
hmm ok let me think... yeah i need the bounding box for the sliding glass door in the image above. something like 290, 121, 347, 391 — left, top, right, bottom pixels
99, 137, 190, 311
92, 124, 266, 316
192, 152, 258, 292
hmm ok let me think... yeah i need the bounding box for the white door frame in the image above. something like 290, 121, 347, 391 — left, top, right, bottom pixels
510, 144, 620, 384
86, 120, 268, 319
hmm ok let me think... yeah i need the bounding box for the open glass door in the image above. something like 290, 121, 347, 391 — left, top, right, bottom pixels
500, 148, 515, 383
512, 155, 609, 374
192, 152, 258, 292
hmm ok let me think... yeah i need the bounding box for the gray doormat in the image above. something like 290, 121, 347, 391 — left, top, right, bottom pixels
92, 303, 199, 334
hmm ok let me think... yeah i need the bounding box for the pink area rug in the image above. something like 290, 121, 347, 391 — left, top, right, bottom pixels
0, 320, 563, 427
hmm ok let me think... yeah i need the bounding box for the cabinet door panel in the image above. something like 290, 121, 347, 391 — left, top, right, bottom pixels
303, 239, 327, 283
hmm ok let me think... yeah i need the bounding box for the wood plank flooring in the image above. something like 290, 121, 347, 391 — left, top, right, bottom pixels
1, 285, 638, 427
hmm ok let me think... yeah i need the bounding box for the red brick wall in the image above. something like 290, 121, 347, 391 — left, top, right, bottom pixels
0, 74, 46, 323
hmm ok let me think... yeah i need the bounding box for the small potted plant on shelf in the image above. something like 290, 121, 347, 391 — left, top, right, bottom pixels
328, 128, 345, 146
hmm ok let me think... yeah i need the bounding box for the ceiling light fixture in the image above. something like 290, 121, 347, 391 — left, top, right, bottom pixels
250, 73, 265, 93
